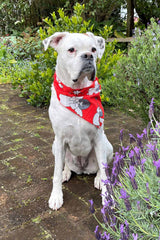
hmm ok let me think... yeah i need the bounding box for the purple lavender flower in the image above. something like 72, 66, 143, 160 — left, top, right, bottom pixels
94, 225, 101, 240
119, 188, 129, 199
126, 166, 138, 190
102, 177, 114, 196
119, 188, 132, 211
124, 200, 132, 211
126, 165, 136, 178
150, 128, 155, 135
122, 146, 130, 156
120, 222, 129, 240
146, 142, 158, 161
129, 134, 136, 144
146, 142, 156, 152
153, 159, 160, 177
136, 133, 144, 151
113, 152, 125, 173
149, 98, 154, 119
143, 128, 148, 139
101, 232, 111, 240
125, 220, 130, 237
101, 206, 108, 224
134, 146, 141, 164
132, 233, 138, 240
129, 150, 136, 165
120, 224, 125, 239
89, 199, 95, 214
110, 215, 117, 229
141, 158, 146, 173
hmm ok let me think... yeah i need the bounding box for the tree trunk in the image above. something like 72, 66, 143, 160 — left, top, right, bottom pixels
127, 0, 134, 37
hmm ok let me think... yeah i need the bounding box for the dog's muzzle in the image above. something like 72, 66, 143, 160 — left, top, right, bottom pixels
72, 53, 95, 82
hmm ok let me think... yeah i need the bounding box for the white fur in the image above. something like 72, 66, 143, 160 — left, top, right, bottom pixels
43, 32, 113, 210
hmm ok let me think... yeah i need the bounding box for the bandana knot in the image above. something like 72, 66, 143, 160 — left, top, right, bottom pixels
53, 73, 104, 128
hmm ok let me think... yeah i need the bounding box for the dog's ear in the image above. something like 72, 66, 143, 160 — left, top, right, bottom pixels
43, 32, 69, 51
86, 32, 105, 59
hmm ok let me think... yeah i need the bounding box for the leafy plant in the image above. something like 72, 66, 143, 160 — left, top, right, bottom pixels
11, 28, 42, 61
97, 27, 123, 104
0, 0, 30, 34
0, 41, 17, 84
112, 18, 160, 122
89, 99, 160, 240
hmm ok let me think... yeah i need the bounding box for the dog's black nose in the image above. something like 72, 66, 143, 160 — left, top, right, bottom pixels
81, 53, 93, 60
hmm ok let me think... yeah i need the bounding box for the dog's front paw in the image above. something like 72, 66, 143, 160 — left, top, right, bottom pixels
48, 191, 63, 210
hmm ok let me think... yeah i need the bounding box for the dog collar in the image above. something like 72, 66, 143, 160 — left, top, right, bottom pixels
53, 72, 104, 128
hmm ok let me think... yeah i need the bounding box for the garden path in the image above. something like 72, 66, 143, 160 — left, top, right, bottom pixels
0, 84, 144, 240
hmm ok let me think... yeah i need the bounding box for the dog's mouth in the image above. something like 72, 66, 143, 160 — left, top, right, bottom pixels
72, 63, 96, 83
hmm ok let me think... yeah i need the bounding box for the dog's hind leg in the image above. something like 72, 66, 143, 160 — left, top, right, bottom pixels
94, 169, 102, 190
62, 163, 72, 182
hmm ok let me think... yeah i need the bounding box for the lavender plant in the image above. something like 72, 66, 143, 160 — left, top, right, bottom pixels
89, 98, 160, 240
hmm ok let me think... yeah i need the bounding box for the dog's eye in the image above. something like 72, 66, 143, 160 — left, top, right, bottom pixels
68, 48, 75, 53
92, 47, 97, 53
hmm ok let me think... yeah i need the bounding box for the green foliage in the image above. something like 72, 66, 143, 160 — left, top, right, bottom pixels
110, 19, 160, 122
97, 27, 123, 104
11, 28, 42, 60
0, 39, 16, 83
0, 0, 67, 35
135, 0, 160, 27
11, 3, 122, 107
39, 3, 94, 38
64, 0, 125, 30
0, 0, 30, 34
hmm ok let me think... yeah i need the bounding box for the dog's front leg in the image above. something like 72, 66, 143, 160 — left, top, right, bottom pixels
49, 137, 65, 210
94, 133, 113, 205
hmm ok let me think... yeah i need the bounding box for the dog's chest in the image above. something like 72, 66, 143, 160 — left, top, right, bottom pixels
49, 91, 97, 156
65, 126, 94, 156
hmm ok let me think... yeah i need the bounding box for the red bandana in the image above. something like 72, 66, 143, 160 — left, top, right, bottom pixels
53, 73, 104, 128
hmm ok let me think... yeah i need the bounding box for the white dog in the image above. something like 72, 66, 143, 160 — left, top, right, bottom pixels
43, 32, 113, 210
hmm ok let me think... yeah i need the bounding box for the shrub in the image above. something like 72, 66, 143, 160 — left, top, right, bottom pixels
11, 28, 42, 61
12, 3, 123, 107
89, 99, 160, 240
111, 18, 160, 122
96, 30, 123, 104
0, 39, 17, 83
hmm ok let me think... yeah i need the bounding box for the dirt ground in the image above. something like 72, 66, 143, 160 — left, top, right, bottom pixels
0, 84, 144, 240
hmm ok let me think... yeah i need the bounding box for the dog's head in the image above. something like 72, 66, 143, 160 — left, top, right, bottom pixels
43, 32, 105, 84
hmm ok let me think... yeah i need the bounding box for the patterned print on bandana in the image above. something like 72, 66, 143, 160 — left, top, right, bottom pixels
53, 72, 104, 128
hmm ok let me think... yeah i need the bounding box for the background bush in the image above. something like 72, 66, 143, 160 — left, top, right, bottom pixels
0, 37, 17, 83
104, 19, 160, 122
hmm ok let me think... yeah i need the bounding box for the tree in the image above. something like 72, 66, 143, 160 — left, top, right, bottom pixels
126, 0, 134, 36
